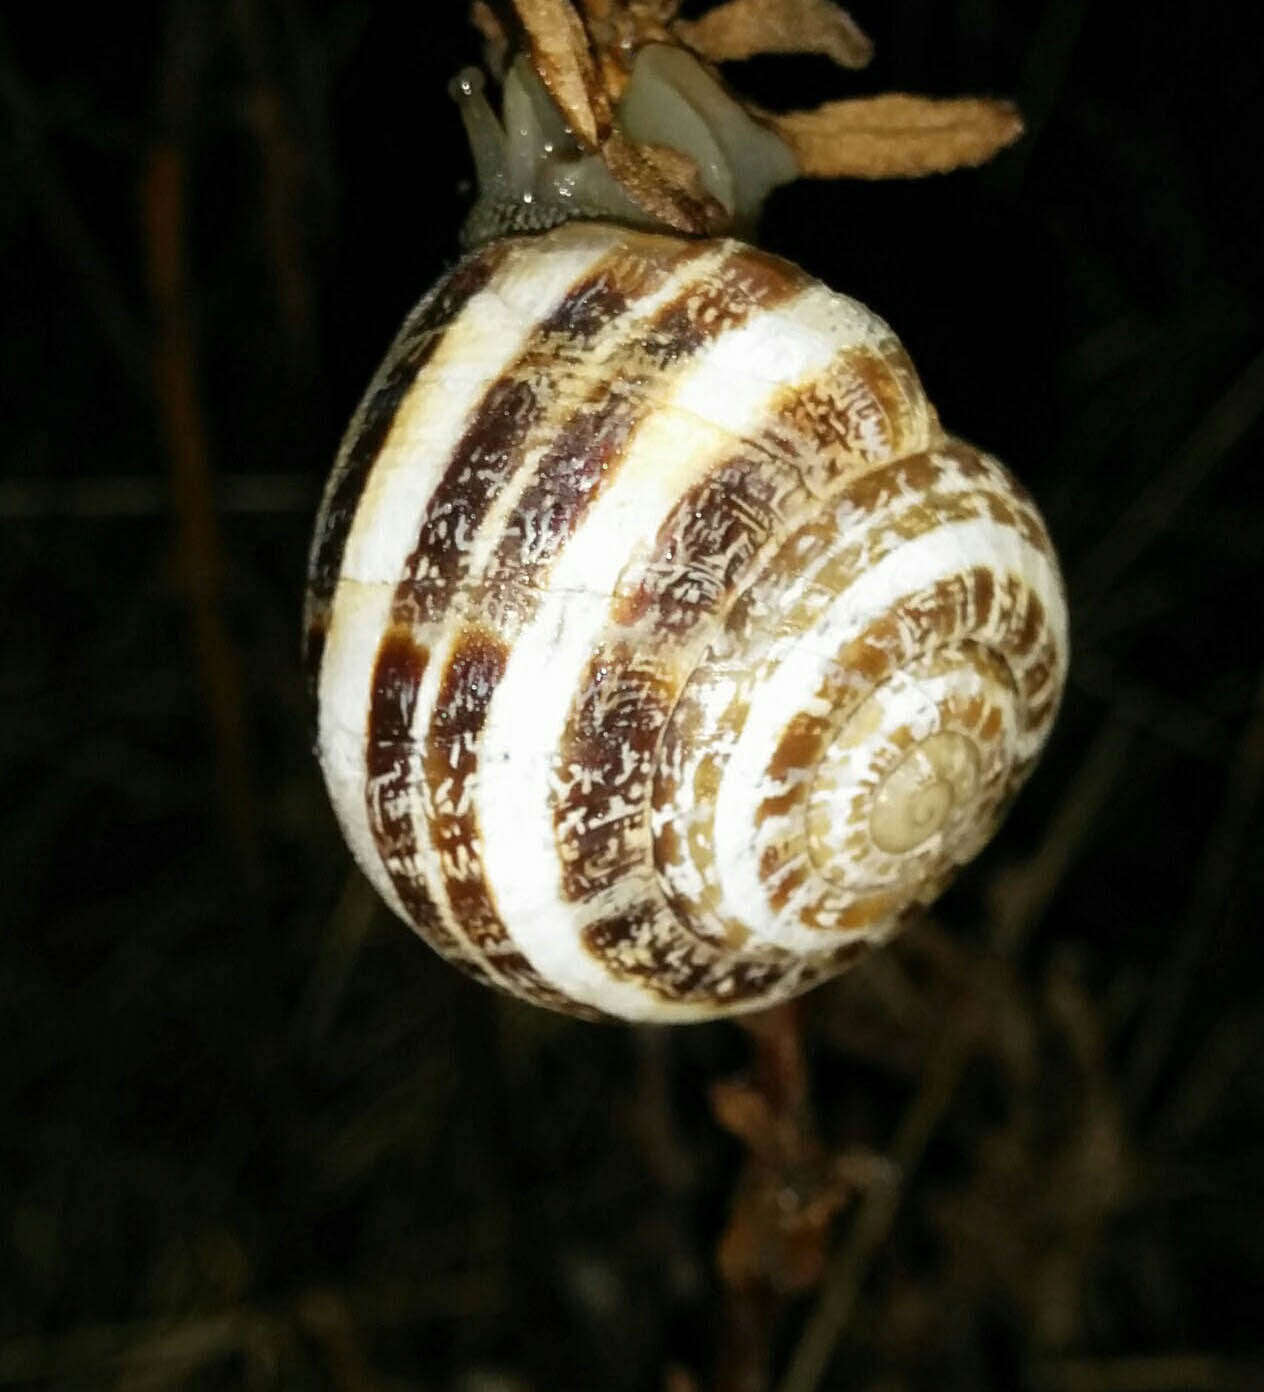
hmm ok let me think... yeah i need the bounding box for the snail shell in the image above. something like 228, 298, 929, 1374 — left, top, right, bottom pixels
305, 218, 1068, 1022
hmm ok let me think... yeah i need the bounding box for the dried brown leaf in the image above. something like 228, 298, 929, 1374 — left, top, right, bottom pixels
601, 131, 729, 234
675, 0, 873, 69
510, 0, 611, 148
575, 0, 678, 100
772, 92, 1024, 178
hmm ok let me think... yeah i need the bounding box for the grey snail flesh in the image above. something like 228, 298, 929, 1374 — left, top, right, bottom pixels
303, 50, 1068, 1023
451, 45, 798, 244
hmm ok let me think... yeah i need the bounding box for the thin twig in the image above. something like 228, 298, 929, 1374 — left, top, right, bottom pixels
723, 1005, 815, 1390
775, 1017, 970, 1392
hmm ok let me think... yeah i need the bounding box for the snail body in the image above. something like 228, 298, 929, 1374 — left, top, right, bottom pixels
304, 35, 1067, 1022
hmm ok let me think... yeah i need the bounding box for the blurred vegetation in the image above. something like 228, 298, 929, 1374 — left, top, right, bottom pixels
1, 1, 1261, 1388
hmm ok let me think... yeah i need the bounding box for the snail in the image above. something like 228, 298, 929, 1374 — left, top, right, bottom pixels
304, 5, 1068, 1022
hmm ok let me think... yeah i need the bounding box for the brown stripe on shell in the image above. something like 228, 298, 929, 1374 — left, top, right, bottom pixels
980, 460, 1058, 559
364, 627, 490, 977
610, 448, 807, 634
423, 627, 584, 1013
717, 444, 1054, 672
989, 572, 1062, 728
634, 244, 806, 362
652, 437, 1061, 945
579, 898, 799, 1007
746, 578, 1028, 907
579, 896, 868, 1008
651, 694, 733, 945
358, 235, 806, 1017
646, 452, 965, 945
527, 263, 825, 970
552, 394, 833, 955
393, 238, 714, 631
304, 244, 510, 688
755, 339, 939, 493
478, 245, 807, 602
802, 893, 904, 933
553, 644, 677, 902
367, 240, 788, 989
555, 448, 812, 937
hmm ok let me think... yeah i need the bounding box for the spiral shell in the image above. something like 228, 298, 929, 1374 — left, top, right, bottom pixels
305, 220, 1067, 1022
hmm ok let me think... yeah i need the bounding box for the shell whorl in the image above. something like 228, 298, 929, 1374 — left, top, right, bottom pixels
306, 221, 1067, 1022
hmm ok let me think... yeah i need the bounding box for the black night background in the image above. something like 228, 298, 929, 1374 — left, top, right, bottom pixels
2, 2, 1262, 1388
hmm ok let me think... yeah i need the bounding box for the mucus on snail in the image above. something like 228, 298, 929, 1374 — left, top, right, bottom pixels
304, 32, 1069, 1023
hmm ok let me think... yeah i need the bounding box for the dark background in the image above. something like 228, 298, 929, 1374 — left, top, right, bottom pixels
2, 1, 1262, 1388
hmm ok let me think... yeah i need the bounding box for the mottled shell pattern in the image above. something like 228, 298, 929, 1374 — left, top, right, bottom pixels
304, 41, 1068, 1023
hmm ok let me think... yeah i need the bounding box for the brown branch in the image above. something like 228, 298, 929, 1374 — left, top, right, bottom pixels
710, 1001, 874, 1392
